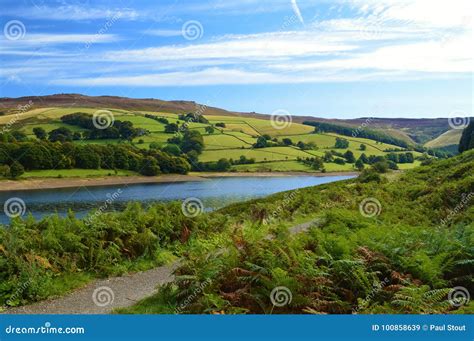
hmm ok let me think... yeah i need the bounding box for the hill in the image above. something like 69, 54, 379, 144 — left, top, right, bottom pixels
424, 129, 463, 148
0, 101, 431, 176
0, 94, 464, 147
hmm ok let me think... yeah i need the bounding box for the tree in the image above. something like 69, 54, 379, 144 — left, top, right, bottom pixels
162, 144, 182, 156
282, 138, 293, 146
459, 121, 474, 153
323, 151, 333, 162
343, 150, 356, 163
372, 161, 389, 173
164, 123, 179, 133
216, 158, 231, 171
205, 126, 215, 134
334, 137, 349, 149
181, 130, 204, 154
9, 161, 25, 179
140, 156, 160, 176
360, 144, 366, 151
33, 127, 47, 140
355, 159, 364, 171
254, 136, 268, 148
359, 153, 369, 164
49, 127, 73, 142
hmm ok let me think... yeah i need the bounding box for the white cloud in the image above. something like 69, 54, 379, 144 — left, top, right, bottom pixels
105, 31, 357, 63
2, 0, 472, 87
143, 29, 183, 37
3, 5, 138, 21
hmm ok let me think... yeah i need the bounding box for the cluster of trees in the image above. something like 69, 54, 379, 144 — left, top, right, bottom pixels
193, 158, 232, 172
296, 156, 324, 170
385, 152, 415, 163
459, 121, 473, 153
60, 113, 146, 140
230, 155, 255, 165
178, 113, 209, 124
0, 139, 190, 178
192, 155, 255, 172
334, 137, 350, 149
304, 121, 409, 148
167, 130, 204, 155
254, 136, 317, 150
144, 114, 169, 125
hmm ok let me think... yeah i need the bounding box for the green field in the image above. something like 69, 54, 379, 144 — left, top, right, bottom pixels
20, 169, 137, 179
1, 106, 428, 173
424, 129, 462, 148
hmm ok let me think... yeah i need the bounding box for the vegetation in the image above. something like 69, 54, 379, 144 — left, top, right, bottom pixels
0, 136, 190, 177
304, 121, 409, 148
459, 122, 474, 153
1, 149, 472, 314
119, 150, 473, 314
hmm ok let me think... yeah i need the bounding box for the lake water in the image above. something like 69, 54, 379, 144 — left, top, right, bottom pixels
0, 175, 354, 225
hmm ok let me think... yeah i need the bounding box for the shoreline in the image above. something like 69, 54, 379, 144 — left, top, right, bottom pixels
0, 171, 358, 192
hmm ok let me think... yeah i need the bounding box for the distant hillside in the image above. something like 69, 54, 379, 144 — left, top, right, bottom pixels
0, 93, 236, 116
424, 129, 463, 148
0, 94, 465, 146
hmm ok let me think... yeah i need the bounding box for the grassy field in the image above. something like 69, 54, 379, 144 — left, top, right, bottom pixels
424, 129, 462, 148
20, 169, 137, 179
2, 106, 427, 173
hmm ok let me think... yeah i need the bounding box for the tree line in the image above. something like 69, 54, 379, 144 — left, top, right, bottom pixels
0, 138, 190, 178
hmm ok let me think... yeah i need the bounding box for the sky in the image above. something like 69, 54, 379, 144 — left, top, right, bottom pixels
0, 0, 472, 118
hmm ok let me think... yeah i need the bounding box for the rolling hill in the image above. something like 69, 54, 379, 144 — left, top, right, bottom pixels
0, 94, 466, 147
0, 94, 463, 177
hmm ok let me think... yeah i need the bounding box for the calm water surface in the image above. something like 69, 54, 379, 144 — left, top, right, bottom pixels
0, 175, 354, 225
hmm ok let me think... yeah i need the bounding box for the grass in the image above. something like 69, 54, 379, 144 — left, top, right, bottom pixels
20, 169, 138, 179
200, 146, 313, 163
425, 129, 462, 148
2, 106, 430, 173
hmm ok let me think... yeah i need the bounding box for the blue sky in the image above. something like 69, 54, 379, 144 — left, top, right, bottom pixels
0, 0, 472, 118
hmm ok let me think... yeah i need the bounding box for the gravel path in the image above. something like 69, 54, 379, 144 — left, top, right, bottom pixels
3, 263, 178, 314
3, 219, 321, 315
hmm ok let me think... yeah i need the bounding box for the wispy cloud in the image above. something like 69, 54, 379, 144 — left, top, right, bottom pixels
2, 0, 472, 88
143, 29, 183, 37
2, 5, 139, 21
